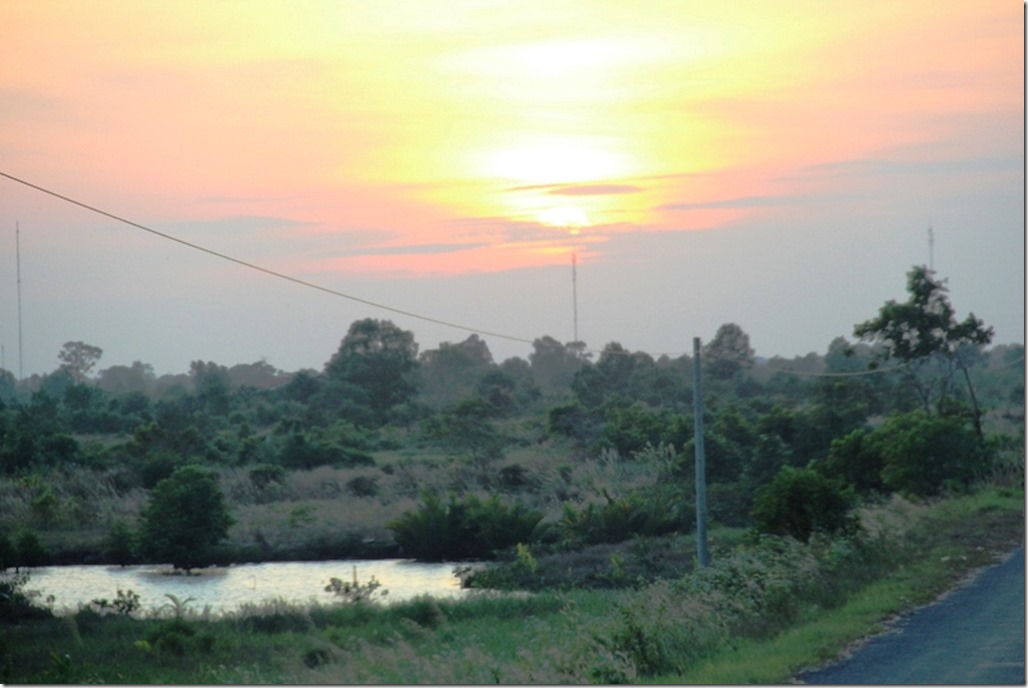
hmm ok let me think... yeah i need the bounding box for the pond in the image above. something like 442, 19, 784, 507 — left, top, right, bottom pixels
13, 559, 474, 617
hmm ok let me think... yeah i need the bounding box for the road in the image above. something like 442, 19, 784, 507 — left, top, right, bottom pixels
796, 547, 1025, 685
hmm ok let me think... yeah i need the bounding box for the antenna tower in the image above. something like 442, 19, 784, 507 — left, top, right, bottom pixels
572, 251, 579, 343
928, 225, 934, 271
16, 222, 24, 380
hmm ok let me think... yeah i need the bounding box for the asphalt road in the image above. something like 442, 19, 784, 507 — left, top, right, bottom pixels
796, 547, 1025, 685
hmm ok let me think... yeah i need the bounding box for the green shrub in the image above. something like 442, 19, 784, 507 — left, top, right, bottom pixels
145, 617, 197, 657
823, 428, 885, 494
104, 519, 138, 566
751, 466, 856, 542
279, 432, 374, 470
560, 491, 688, 546
0, 573, 52, 622
0, 532, 15, 571
138, 466, 233, 573
497, 463, 538, 492
248, 464, 285, 490
867, 411, 985, 496
14, 530, 49, 568
346, 475, 379, 497
388, 492, 544, 561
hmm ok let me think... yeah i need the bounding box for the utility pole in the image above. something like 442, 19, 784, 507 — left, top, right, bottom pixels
692, 337, 709, 568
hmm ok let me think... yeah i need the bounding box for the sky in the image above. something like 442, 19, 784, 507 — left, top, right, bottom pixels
0, 1, 1023, 378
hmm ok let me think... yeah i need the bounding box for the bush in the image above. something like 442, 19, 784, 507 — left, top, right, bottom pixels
346, 475, 379, 498
279, 432, 375, 470
138, 466, 233, 573
559, 492, 688, 546
751, 466, 856, 542
388, 492, 544, 561
0, 572, 52, 622
15, 530, 49, 568
823, 428, 885, 494
248, 464, 285, 490
104, 519, 138, 566
0, 532, 15, 571
867, 411, 985, 496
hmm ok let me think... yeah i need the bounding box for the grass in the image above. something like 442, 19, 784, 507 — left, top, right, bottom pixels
654, 486, 1026, 684
2, 484, 1020, 684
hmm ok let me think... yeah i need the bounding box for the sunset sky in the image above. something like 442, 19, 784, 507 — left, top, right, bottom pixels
1, 1, 1023, 377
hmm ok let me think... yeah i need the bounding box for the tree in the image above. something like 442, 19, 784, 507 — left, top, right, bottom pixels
703, 323, 754, 381
821, 428, 886, 495
324, 319, 419, 425
866, 411, 983, 496
96, 361, 156, 396
418, 334, 495, 408
422, 399, 507, 464
138, 466, 234, 573
14, 530, 49, 569
190, 361, 232, 416
57, 341, 103, 383
529, 336, 587, 392
855, 266, 993, 441
751, 466, 856, 542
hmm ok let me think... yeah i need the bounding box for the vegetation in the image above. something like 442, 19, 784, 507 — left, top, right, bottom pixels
0, 264, 1022, 682
0, 487, 1020, 683
138, 466, 234, 573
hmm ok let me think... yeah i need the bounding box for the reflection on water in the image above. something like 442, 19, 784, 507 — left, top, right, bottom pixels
15, 559, 470, 616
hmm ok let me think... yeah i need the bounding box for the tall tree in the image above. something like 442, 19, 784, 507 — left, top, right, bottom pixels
96, 361, 156, 396
418, 334, 494, 408
703, 323, 755, 381
57, 341, 103, 383
324, 319, 419, 425
189, 360, 232, 416
529, 336, 587, 392
854, 266, 993, 440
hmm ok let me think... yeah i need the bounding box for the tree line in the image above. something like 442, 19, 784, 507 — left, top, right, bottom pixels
0, 265, 1022, 570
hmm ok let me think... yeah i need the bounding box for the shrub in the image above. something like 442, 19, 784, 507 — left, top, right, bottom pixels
751, 466, 857, 542
823, 428, 885, 494
0, 572, 52, 622
0, 531, 15, 571
867, 411, 985, 496
596, 402, 677, 456
388, 492, 544, 561
138, 466, 233, 573
325, 567, 386, 604
14, 530, 49, 568
346, 475, 379, 498
279, 433, 375, 470
248, 464, 285, 490
104, 519, 138, 566
496, 463, 538, 492
88, 588, 141, 616
145, 618, 197, 657
559, 491, 688, 546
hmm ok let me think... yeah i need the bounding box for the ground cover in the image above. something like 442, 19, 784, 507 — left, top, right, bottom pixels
1, 484, 1021, 684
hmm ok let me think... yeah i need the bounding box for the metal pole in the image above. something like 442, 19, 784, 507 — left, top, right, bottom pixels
17, 222, 23, 380
572, 251, 578, 344
692, 337, 709, 568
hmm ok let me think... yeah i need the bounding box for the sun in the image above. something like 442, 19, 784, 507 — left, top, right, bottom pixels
539, 205, 591, 232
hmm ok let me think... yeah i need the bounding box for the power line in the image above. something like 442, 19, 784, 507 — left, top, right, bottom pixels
0, 170, 539, 347
0, 171, 991, 379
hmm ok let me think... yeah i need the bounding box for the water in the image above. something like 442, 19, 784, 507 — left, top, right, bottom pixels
13, 559, 472, 616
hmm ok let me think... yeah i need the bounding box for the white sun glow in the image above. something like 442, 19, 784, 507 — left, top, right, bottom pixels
539, 205, 591, 231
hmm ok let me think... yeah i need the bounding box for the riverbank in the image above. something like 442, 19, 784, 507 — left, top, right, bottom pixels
2, 485, 1021, 684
